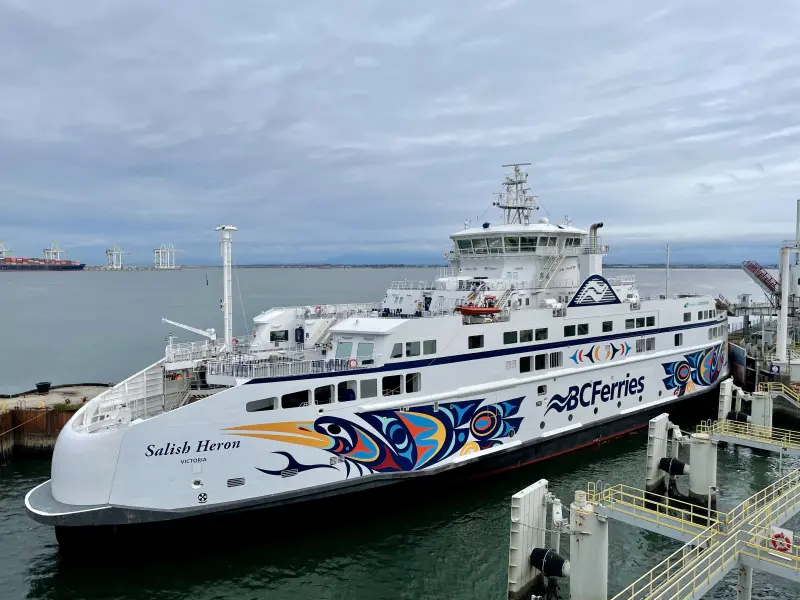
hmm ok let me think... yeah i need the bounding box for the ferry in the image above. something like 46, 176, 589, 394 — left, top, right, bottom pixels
25, 164, 729, 542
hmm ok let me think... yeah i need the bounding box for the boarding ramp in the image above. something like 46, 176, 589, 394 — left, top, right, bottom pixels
698, 420, 800, 457
758, 381, 800, 413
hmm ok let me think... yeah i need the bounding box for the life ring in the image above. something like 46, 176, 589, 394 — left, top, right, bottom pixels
771, 531, 792, 552
315, 306, 322, 314
348, 358, 358, 368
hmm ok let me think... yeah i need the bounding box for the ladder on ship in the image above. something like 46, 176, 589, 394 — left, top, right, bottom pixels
536, 247, 566, 289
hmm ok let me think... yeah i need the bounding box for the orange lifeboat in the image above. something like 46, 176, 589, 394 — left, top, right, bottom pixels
456, 305, 502, 316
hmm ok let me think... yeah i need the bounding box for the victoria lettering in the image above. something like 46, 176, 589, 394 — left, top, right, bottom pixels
546, 375, 646, 415
145, 439, 241, 457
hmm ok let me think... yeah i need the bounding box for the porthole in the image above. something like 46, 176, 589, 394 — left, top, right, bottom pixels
191, 479, 203, 489
540, 421, 546, 430
639, 395, 643, 402
658, 390, 662, 397
593, 407, 598, 415
568, 414, 573, 422
617, 401, 621, 408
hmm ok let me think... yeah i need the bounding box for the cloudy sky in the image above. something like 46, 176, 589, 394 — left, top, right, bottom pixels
1, 0, 799, 265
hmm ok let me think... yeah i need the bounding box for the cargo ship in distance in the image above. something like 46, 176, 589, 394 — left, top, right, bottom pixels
0, 241, 85, 271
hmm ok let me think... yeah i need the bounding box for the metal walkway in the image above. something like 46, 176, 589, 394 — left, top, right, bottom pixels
588, 423, 800, 599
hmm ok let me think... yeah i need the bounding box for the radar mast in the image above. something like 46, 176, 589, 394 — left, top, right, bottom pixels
494, 163, 538, 225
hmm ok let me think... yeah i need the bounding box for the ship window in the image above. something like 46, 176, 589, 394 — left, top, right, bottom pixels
578, 323, 589, 335
504, 237, 520, 252
382, 375, 403, 396
646, 337, 655, 351
270, 330, 289, 343
457, 239, 473, 253
684, 312, 691, 322
338, 380, 357, 402
468, 335, 484, 349
697, 311, 702, 320
520, 236, 538, 251
564, 325, 576, 337
520, 356, 532, 373
538, 385, 547, 396
636, 318, 645, 328
246, 397, 276, 412
390, 343, 403, 359
525, 297, 530, 306
504, 331, 518, 344
603, 321, 613, 332
406, 341, 420, 357
488, 237, 503, 254
550, 351, 563, 368
535, 354, 546, 371
636, 339, 645, 353
535, 328, 548, 341
423, 339, 437, 355
674, 333, 683, 346
548, 237, 557, 247
520, 329, 533, 343
360, 379, 378, 399
281, 390, 310, 409
646, 316, 655, 327
335, 342, 353, 359
314, 385, 334, 405
357, 343, 374, 360
625, 319, 635, 330
406, 372, 421, 393
472, 238, 488, 254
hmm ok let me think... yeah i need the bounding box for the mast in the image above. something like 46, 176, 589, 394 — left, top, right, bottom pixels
216, 225, 237, 350
665, 245, 671, 298
495, 163, 537, 225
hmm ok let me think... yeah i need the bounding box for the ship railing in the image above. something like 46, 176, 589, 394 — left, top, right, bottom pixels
389, 280, 443, 290
606, 275, 636, 285
207, 354, 381, 380
72, 359, 167, 431
165, 340, 218, 363
438, 267, 459, 278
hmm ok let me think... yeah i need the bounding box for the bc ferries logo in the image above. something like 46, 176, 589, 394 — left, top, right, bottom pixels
568, 274, 622, 308
545, 375, 645, 415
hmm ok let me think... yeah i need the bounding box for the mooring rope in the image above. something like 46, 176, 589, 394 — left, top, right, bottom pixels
0, 407, 55, 438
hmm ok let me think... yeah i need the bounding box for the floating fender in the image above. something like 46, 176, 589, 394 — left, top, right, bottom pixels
659, 456, 690, 476
529, 548, 570, 578
726, 411, 751, 423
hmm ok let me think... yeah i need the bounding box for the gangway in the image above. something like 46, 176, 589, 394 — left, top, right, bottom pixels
758, 381, 800, 413
698, 419, 800, 457
741, 260, 779, 304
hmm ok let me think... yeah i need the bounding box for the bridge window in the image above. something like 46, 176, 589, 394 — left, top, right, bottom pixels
488, 238, 503, 254
550, 352, 563, 368
578, 323, 589, 335
335, 342, 353, 359
548, 237, 558, 247
684, 312, 691, 322
674, 333, 683, 346
468, 335, 484, 349
282, 390, 310, 409
625, 319, 635, 330
536, 328, 548, 340
406, 372, 421, 393
520, 236, 538, 252
361, 379, 377, 399
520, 329, 533, 343
504, 237, 520, 252
382, 375, 403, 396
390, 343, 403, 359
357, 343, 375, 363
535, 354, 546, 371
520, 356, 532, 373
504, 331, 518, 344
564, 325, 576, 337
406, 341, 420, 357
603, 321, 613, 332
423, 339, 437, 355
472, 238, 488, 254
246, 397, 276, 412
338, 381, 357, 402
457, 239, 473, 253
270, 330, 289, 343
646, 316, 655, 327
314, 385, 334, 405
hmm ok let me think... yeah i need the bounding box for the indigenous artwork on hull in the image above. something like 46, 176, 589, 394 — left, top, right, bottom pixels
569, 342, 633, 364
662, 345, 727, 397
223, 397, 525, 478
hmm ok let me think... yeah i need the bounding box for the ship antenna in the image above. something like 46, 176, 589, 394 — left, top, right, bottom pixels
498, 163, 537, 225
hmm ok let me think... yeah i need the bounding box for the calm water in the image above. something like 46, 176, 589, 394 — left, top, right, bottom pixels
1, 267, 795, 600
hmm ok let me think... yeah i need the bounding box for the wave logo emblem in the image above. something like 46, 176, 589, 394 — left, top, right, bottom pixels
545, 375, 645, 415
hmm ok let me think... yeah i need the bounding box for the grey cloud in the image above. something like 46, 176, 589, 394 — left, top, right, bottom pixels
0, 0, 799, 265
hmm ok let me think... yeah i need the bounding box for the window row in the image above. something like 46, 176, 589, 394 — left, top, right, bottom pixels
708, 325, 725, 339
625, 316, 656, 330
335, 342, 375, 362
635, 336, 656, 353
564, 323, 589, 337
520, 351, 563, 373
455, 235, 566, 255
697, 310, 713, 320
246, 373, 423, 412
503, 328, 549, 344
390, 339, 437, 359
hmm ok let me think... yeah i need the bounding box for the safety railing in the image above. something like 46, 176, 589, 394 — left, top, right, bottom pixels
588, 483, 723, 534
759, 381, 800, 405
207, 354, 381, 380
723, 469, 800, 531
165, 340, 218, 363
698, 419, 800, 453
389, 280, 443, 290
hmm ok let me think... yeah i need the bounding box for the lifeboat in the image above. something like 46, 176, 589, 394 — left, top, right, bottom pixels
456, 305, 502, 316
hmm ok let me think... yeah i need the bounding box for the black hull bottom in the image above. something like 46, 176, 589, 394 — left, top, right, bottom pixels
54, 386, 722, 552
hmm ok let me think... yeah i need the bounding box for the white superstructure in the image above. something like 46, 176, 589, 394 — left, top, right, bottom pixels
26, 164, 729, 535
